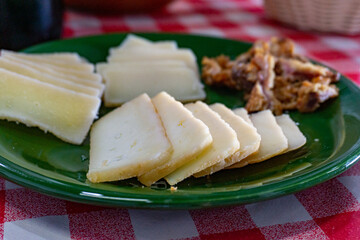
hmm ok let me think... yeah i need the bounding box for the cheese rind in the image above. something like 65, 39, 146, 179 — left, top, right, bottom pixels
275, 114, 306, 152
1, 50, 94, 72
230, 110, 288, 168
0, 68, 100, 144
164, 101, 239, 185
0, 58, 101, 97
103, 66, 205, 106
87, 94, 173, 183
194, 103, 261, 177
138, 92, 213, 186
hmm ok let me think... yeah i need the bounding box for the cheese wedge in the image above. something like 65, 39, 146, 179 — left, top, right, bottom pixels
1, 50, 94, 72
229, 110, 288, 168
0, 68, 100, 144
111, 42, 176, 54
164, 101, 239, 185
233, 108, 252, 126
107, 48, 198, 74
0, 55, 104, 90
118, 34, 154, 48
194, 103, 261, 177
96, 60, 188, 76
1, 50, 82, 62
112, 34, 177, 52
0, 58, 101, 97
87, 94, 173, 183
2, 55, 102, 83
103, 66, 205, 106
138, 92, 213, 186
275, 114, 306, 152
111, 41, 177, 55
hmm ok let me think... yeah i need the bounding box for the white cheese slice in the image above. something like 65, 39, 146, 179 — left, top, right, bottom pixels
0, 58, 101, 97
138, 92, 213, 186
103, 66, 205, 106
194, 103, 261, 177
95, 60, 188, 76
112, 42, 176, 54
233, 108, 253, 126
229, 110, 288, 168
2, 54, 102, 83
1, 50, 82, 62
87, 94, 173, 183
0, 68, 100, 144
164, 101, 239, 185
1, 50, 94, 72
112, 34, 177, 52
118, 34, 153, 48
111, 42, 177, 55
0, 55, 104, 90
275, 114, 306, 152
107, 48, 198, 74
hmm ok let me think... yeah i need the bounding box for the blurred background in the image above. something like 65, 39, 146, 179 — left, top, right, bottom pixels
1, 0, 360, 50
0, 0, 64, 50
0, 0, 359, 84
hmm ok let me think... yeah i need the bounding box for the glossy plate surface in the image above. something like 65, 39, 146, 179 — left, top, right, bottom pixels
0, 33, 359, 209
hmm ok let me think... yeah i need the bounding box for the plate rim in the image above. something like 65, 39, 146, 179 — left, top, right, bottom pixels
0, 32, 359, 209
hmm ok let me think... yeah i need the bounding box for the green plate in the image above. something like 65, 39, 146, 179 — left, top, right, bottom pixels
0, 33, 359, 209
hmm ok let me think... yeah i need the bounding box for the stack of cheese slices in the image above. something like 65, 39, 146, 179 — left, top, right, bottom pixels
87, 91, 306, 186
0, 50, 104, 144
96, 35, 206, 107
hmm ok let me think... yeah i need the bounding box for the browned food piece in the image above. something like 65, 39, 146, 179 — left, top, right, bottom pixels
232, 52, 275, 92
297, 80, 339, 112
201, 55, 236, 89
273, 59, 339, 112
201, 37, 340, 114
233, 50, 284, 114
269, 37, 294, 57
275, 58, 339, 83
273, 76, 300, 110
235, 37, 298, 62
231, 56, 259, 93
245, 82, 267, 112
245, 82, 283, 115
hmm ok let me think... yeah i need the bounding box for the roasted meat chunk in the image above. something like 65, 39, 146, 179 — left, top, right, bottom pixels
201, 37, 339, 114
202, 55, 236, 89
297, 80, 339, 112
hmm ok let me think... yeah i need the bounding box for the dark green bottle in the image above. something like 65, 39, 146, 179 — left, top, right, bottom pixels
0, 0, 64, 50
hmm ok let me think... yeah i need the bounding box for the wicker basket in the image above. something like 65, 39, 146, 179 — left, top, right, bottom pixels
263, 0, 360, 34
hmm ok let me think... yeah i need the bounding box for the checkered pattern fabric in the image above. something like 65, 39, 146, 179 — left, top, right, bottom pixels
2, 167, 360, 240
2, 0, 360, 239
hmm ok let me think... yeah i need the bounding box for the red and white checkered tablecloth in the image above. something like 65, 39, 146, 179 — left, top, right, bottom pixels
2, 0, 360, 239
